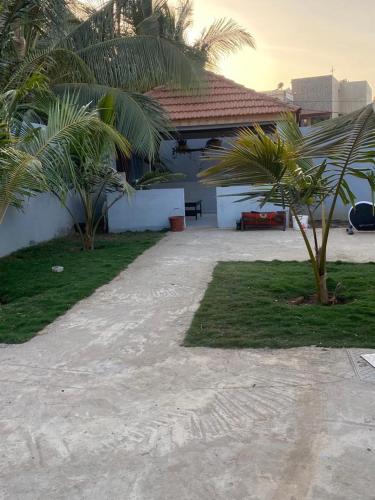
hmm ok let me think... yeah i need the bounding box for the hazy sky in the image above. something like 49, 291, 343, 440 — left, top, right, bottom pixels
87, 0, 375, 92
182, 0, 375, 92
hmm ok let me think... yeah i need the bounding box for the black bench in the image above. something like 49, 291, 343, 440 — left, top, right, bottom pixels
185, 201, 202, 220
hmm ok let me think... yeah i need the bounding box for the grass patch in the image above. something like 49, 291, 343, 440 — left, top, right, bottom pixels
0, 232, 163, 344
185, 261, 375, 349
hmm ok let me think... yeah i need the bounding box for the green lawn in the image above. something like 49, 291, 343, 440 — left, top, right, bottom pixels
185, 261, 375, 349
0, 233, 163, 344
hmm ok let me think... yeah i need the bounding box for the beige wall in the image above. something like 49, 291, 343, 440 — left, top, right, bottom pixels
292, 75, 372, 117
292, 75, 338, 115
339, 80, 373, 114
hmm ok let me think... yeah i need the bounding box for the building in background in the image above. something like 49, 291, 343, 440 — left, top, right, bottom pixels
262, 87, 294, 104
291, 75, 373, 119
339, 79, 373, 115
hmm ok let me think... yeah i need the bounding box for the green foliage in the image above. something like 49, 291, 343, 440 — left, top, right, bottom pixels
194, 17, 255, 68
1, 0, 255, 158
0, 0, 210, 159
0, 149, 44, 222
36, 93, 133, 250
200, 119, 329, 207
53, 83, 172, 159
200, 110, 375, 304
132, 0, 255, 68
185, 261, 375, 349
0, 85, 133, 247
0, 232, 164, 343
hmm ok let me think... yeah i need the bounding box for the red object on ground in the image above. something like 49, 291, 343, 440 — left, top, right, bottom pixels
240, 211, 286, 230
169, 216, 185, 232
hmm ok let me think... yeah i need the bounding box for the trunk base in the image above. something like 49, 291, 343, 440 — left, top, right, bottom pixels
83, 234, 94, 251
289, 293, 349, 306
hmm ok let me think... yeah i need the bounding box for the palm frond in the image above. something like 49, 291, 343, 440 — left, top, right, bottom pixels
62, 0, 135, 48
299, 104, 375, 161
0, 147, 44, 222
0, 0, 71, 58
53, 83, 171, 159
194, 18, 255, 67
200, 125, 327, 208
3, 47, 95, 92
299, 104, 375, 199
277, 112, 315, 173
75, 35, 203, 92
174, 0, 194, 41
19, 93, 131, 198
157, 0, 193, 43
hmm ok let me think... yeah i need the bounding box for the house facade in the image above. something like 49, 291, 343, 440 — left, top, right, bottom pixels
108, 72, 375, 233
144, 72, 299, 225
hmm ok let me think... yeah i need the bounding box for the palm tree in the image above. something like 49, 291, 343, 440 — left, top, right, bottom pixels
0, 74, 132, 250
0, 0, 205, 161
1, 0, 255, 159
200, 109, 375, 305
39, 92, 133, 251
0, 67, 48, 223
129, 0, 255, 68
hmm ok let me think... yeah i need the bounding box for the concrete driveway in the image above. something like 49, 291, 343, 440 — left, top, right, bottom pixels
1, 228, 375, 500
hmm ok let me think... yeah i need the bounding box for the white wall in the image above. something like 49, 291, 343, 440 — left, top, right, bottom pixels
0, 193, 79, 257
324, 167, 374, 220
216, 186, 287, 229
108, 188, 185, 232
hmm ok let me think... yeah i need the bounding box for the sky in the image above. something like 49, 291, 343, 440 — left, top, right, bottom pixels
86, 0, 375, 93
174, 0, 375, 93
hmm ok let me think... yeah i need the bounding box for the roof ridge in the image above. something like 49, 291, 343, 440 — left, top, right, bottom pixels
205, 72, 299, 110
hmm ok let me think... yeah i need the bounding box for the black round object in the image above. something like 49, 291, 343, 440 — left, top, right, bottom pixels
348, 202, 375, 232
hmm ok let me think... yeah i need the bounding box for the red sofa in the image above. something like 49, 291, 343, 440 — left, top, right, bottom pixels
239, 211, 287, 231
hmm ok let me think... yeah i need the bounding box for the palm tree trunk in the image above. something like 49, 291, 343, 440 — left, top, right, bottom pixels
290, 207, 323, 304
83, 230, 94, 251
319, 271, 329, 304
83, 192, 95, 251
316, 246, 330, 305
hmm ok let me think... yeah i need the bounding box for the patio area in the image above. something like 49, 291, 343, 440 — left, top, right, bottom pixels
185, 213, 217, 228
1, 228, 375, 499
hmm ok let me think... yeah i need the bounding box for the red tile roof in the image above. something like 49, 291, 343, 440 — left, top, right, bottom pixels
147, 72, 299, 128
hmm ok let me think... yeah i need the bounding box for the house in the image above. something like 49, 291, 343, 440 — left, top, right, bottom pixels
108, 72, 374, 232
142, 72, 299, 226
109, 72, 300, 231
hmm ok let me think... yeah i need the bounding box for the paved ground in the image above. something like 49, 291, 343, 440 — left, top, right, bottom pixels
1, 228, 375, 500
